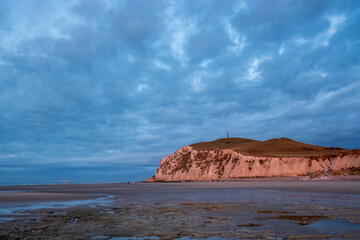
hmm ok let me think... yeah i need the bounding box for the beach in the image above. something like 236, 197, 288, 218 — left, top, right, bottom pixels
1, 178, 360, 239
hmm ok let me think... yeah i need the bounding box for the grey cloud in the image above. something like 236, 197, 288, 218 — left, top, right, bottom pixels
186, 27, 232, 64
0, 1, 11, 31
0, 0, 359, 184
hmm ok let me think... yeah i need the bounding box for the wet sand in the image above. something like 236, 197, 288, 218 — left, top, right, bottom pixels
0, 192, 100, 202
1, 178, 360, 239
1, 176, 360, 195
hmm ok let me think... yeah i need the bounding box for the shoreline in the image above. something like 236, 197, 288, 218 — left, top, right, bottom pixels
0, 176, 359, 203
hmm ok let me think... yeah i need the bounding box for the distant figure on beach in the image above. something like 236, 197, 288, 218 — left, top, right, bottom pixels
127, 182, 129, 185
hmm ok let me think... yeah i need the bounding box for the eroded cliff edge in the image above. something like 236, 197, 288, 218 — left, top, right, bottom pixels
148, 138, 360, 181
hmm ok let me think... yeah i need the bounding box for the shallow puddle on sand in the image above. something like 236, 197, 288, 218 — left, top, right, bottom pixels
92, 236, 228, 240
0, 217, 16, 222
0, 194, 114, 222
172, 237, 228, 240
163, 211, 175, 215
306, 219, 360, 233
91, 236, 158, 240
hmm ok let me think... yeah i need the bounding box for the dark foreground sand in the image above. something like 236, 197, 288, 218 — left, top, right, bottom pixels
1, 177, 360, 239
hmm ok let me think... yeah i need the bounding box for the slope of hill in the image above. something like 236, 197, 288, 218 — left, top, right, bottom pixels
148, 137, 360, 181
191, 137, 346, 157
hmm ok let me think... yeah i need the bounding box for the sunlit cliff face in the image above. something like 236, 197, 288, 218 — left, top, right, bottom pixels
150, 138, 360, 181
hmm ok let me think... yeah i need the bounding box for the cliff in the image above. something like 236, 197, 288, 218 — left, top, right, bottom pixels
148, 138, 360, 181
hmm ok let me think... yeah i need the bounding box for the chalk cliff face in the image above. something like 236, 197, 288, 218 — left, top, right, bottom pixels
149, 138, 360, 181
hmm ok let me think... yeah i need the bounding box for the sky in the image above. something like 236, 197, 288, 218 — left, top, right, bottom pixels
0, 0, 359, 184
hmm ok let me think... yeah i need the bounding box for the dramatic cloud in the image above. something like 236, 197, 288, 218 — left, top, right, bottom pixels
0, 0, 359, 184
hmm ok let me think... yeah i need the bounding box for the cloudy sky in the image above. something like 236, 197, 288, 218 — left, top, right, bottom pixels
0, 0, 359, 184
